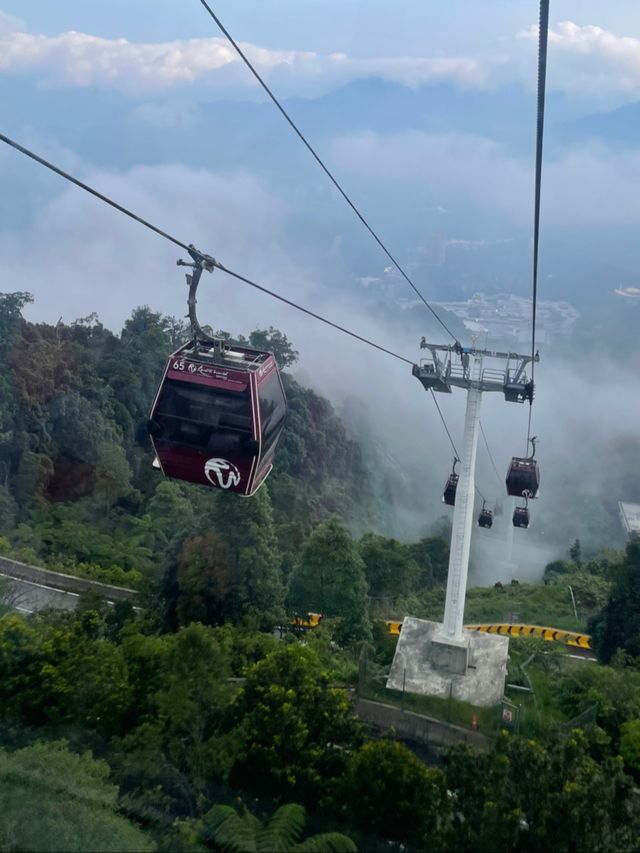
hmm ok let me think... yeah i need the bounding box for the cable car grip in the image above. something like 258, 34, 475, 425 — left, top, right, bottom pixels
177, 243, 223, 350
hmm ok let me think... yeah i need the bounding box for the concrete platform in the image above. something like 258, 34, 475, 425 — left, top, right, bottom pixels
386, 617, 509, 707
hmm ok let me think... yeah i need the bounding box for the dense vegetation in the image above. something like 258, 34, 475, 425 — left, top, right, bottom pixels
1, 292, 640, 852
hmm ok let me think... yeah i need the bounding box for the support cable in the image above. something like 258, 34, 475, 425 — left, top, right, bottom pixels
528, 0, 549, 442
195, 0, 460, 345
0, 132, 190, 254
430, 390, 486, 504
479, 420, 503, 488
0, 131, 414, 367
0, 129, 479, 498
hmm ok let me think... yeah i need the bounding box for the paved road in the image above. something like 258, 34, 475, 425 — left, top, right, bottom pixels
0, 555, 136, 614
1, 575, 80, 614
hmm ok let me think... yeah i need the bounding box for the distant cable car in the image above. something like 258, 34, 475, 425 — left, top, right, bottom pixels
478, 501, 493, 529
494, 501, 504, 517
506, 437, 540, 498
513, 491, 531, 529
443, 458, 459, 506
148, 246, 287, 496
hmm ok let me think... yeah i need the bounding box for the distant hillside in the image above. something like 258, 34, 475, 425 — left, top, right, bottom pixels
558, 99, 640, 148
0, 292, 415, 588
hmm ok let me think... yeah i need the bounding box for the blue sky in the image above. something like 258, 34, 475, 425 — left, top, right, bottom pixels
4, 1, 640, 55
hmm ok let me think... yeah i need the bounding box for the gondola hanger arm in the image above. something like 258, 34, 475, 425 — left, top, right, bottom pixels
177, 244, 219, 346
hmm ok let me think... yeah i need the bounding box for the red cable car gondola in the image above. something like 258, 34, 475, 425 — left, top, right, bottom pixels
478, 501, 493, 529
148, 247, 287, 496
506, 437, 540, 499
512, 492, 531, 529
443, 458, 459, 506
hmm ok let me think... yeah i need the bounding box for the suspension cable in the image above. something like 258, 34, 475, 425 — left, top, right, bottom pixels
195, 0, 460, 345
194, 2, 507, 500
479, 420, 503, 488
430, 390, 487, 503
528, 0, 549, 443
0, 131, 415, 367
0, 133, 190, 254
215, 261, 414, 364
0, 130, 484, 495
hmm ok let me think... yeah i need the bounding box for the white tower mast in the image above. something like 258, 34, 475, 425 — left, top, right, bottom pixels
442, 353, 483, 641
413, 341, 538, 649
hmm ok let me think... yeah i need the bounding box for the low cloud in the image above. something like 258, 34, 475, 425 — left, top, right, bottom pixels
0, 21, 487, 97
519, 20, 640, 99
2, 15, 639, 105
1, 145, 639, 560
329, 130, 640, 231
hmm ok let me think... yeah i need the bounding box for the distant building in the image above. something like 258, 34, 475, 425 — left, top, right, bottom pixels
619, 501, 640, 536
431, 292, 579, 348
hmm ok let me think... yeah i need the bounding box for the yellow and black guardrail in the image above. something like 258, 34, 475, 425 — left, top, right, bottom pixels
291, 614, 592, 651
464, 623, 592, 650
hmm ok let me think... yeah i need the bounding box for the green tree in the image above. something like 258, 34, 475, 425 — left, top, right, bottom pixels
0, 291, 34, 458
556, 663, 640, 737
409, 535, 450, 587
342, 740, 450, 848
48, 391, 109, 464
147, 480, 195, 545
590, 538, 640, 662
229, 644, 362, 803
288, 519, 371, 644
0, 741, 154, 852
359, 534, 420, 602
444, 729, 638, 853
0, 292, 33, 346
215, 487, 284, 628
570, 538, 583, 568
619, 719, 640, 775
0, 608, 134, 735
95, 441, 133, 512
248, 327, 299, 368
205, 803, 356, 852
0, 483, 16, 532
177, 533, 231, 626
115, 624, 235, 815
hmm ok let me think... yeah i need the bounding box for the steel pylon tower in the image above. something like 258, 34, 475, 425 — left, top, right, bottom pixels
414, 341, 538, 644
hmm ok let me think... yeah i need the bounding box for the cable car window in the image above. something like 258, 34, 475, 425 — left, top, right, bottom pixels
259, 372, 286, 454
153, 379, 253, 453
161, 379, 250, 422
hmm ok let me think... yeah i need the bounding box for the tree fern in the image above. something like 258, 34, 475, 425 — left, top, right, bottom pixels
295, 832, 357, 852
258, 804, 306, 851
206, 802, 357, 853
207, 804, 261, 852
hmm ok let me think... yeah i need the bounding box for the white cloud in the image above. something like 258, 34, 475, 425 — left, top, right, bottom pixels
329, 130, 640, 230
0, 20, 487, 97
0, 156, 302, 329
519, 20, 640, 98
0, 11, 24, 36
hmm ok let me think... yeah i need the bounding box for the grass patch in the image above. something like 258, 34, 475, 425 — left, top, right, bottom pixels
360, 678, 501, 734
390, 582, 594, 633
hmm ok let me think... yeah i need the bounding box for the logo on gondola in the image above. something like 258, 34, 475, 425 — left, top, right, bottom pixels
204, 458, 241, 490
187, 362, 219, 378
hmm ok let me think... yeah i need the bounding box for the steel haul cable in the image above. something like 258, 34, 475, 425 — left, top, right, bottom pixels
1, 132, 480, 491
528, 0, 550, 446
195, 0, 460, 346
0, 131, 414, 368
479, 420, 503, 488
430, 390, 487, 504
195, 1, 547, 501
0, 128, 494, 502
